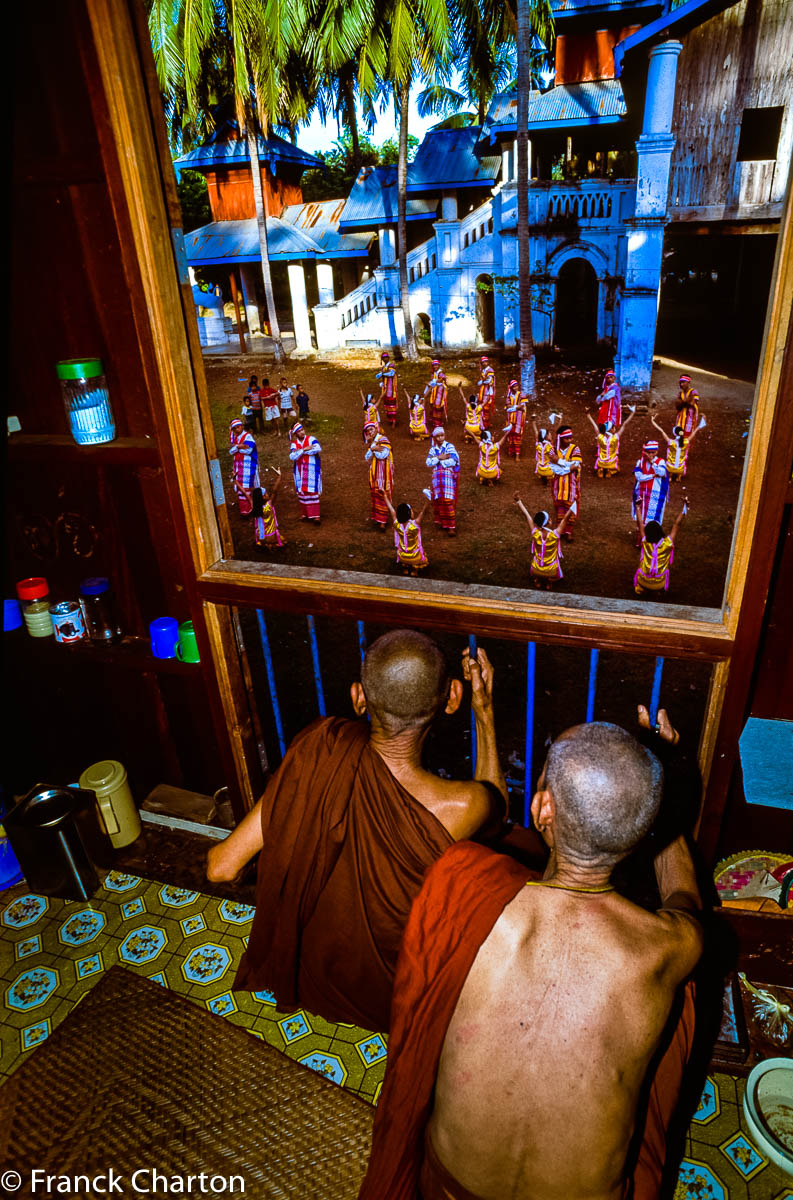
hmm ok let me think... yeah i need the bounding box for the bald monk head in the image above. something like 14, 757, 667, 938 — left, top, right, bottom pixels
351, 629, 463, 735
536, 721, 662, 865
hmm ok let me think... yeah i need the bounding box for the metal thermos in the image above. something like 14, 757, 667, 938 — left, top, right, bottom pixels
4, 785, 113, 900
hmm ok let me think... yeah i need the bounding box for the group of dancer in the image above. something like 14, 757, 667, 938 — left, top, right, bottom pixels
515, 370, 705, 593
229, 352, 706, 596
361, 354, 706, 593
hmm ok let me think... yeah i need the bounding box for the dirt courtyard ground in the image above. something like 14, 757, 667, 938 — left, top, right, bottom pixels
206, 351, 755, 610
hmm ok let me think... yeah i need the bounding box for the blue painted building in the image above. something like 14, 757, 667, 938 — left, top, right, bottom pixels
181, 0, 792, 389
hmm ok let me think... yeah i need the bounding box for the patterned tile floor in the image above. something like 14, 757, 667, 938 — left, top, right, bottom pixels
1, 873, 790, 1198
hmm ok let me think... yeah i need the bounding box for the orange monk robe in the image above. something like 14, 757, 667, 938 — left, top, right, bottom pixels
234, 717, 454, 1032
359, 841, 696, 1200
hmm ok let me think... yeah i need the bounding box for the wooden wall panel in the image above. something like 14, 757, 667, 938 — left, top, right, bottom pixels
670, 0, 793, 213
204, 166, 305, 221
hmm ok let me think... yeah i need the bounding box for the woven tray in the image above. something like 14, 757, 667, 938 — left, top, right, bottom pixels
0, 966, 373, 1198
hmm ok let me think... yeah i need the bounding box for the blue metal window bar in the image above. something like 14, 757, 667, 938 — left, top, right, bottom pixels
254, 616, 665, 826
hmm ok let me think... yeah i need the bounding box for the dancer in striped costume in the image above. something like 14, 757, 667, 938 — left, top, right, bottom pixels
548, 427, 582, 539
405, 391, 429, 441
360, 390, 381, 432
252, 469, 285, 549
426, 428, 461, 535
634, 508, 686, 595
675, 375, 701, 438
365, 423, 394, 529
596, 370, 622, 428
531, 418, 554, 487
651, 414, 703, 481
229, 418, 260, 516
586, 407, 635, 477
376, 351, 399, 427
473, 428, 508, 485
632, 439, 669, 536
289, 422, 322, 522
505, 393, 528, 459
477, 356, 496, 430
424, 361, 448, 428
513, 493, 572, 588
381, 492, 430, 575
459, 388, 484, 443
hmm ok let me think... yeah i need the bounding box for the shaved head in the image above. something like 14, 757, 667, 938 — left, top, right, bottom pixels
361, 630, 450, 734
545, 722, 662, 863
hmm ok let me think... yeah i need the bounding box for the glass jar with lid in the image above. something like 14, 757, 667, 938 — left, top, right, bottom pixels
16, 577, 54, 638
56, 358, 116, 445
79, 577, 122, 643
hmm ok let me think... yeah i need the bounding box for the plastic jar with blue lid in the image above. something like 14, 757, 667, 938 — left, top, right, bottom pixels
79, 576, 122, 643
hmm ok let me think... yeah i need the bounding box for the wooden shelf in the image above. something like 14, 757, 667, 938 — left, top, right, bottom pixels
7, 633, 200, 675
7, 434, 160, 466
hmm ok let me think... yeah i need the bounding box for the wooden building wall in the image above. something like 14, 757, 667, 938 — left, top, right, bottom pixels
554, 26, 640, 85
669, 0, 793, 216
204, 165, 304, 222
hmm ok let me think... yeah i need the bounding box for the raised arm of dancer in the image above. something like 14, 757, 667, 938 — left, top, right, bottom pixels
636, 509, 647, 541
379, 490, 398, 525
554, 507, 573, 538
495, 430, 509, 449
669, 507, 687, 543
513, 492, 535, 530
619, 408, 636, 435
268, 467, 282, 502
414, 498, 430, 525
651, 414, 671, 443
462, 647, 508, 806
586, 412, 599, 432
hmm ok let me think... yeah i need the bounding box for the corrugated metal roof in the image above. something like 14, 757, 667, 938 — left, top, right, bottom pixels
407, 126, 501, 191
183, 210, 372, 266
338, 166, 440, 229
486, 80, 627, 133
174, 128, 320, 173
280, 200, 374, 256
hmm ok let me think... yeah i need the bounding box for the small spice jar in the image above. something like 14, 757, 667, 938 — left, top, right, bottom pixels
79, 577, 122, 644
16, 577, 54, 638
48, 600, 87, 644
56, 358, 116, 446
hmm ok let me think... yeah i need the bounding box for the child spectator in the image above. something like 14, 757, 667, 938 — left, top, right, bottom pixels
295, 384, 310, 419
259, 378, 280, 437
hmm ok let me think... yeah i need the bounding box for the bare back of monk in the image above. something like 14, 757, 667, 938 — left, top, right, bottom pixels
426, 715, 703, 1200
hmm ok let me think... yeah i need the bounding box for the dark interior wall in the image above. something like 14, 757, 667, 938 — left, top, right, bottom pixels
6, 2, 225, 803
655, 230, 777, 378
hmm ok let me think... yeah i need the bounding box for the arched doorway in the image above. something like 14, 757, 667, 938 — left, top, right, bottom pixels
414, 312, 432, 347
554, 258, 598, 349
475, 275, 495, 343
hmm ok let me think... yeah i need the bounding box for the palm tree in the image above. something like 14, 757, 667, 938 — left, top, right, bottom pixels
148, 0, 316, 364
516, 0, 553, 395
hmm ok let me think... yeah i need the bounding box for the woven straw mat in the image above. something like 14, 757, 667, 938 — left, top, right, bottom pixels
0, 966, 374, 1198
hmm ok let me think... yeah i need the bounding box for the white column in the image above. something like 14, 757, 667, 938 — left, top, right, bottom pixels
316, 261, 335, 305
616, 40, 683, 391
378, 226, 396, 266
441, 191, 458, 220
513, 139, 518, 181
239, 264, 262, 335
287, 263, 312, 352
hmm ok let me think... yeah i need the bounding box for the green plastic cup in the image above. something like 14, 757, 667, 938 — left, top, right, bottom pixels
175, 620, 200, 663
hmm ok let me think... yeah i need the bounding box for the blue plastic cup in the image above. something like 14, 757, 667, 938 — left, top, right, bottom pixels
4, 599, 23, 631
149, 616, 179, 659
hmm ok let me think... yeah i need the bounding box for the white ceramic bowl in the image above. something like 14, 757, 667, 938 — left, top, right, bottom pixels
743, 1057, 793, 1177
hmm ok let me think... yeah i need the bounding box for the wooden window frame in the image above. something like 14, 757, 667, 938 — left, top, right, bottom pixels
88, 0, 793, 856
